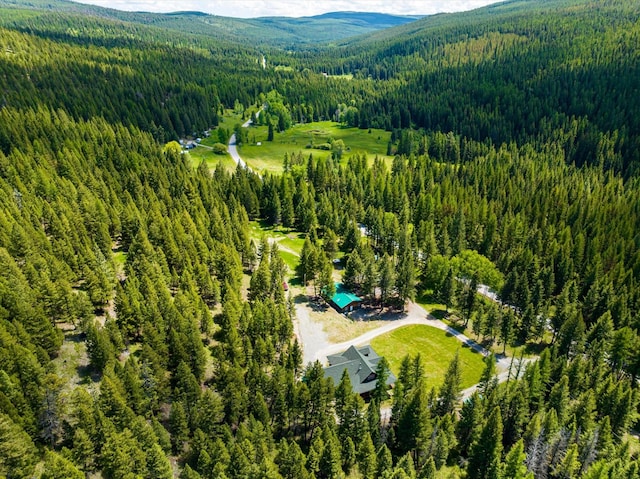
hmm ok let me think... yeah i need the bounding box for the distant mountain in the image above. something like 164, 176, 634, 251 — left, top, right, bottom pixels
0, 0, 422, 47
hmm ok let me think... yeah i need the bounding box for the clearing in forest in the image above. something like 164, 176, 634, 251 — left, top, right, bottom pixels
239, 121, 393, 174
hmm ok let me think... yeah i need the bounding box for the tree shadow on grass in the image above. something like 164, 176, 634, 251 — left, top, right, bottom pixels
429, 308, 448, 319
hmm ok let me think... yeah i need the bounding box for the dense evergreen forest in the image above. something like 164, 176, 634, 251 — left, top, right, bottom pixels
1, 0, 640, 478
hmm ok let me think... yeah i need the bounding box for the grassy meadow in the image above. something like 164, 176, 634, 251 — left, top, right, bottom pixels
239, 121, 393, 174
186, 147, 236, 171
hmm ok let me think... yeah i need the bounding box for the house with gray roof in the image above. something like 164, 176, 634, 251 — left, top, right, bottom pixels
323, 345, 396, 397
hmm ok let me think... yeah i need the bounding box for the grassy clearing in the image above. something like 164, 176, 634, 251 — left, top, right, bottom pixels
214, 111, 246, 132
51, 325, 96, 395
370, 324, 486, 393
239, 121, 393, 174
279, 250, 300, 275
327, 73, 354, 80
416, 290, 448, 318
247, 220, 306, 283
249, 221, 306, 254
113, 251, 127, 267
113, 251, 127, 280
307, 305, 388, 343
186, 148, 236, 172
278, 235, 305, 255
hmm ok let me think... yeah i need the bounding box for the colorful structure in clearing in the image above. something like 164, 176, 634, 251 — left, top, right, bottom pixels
329, 283, 362, 313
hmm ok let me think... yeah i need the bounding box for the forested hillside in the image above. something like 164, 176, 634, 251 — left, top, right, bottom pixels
0, 0, 421, 47
1, 0, 640, 478
276, 0, 640, 176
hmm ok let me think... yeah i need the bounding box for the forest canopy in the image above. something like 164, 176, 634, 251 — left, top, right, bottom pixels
1, 0, 640, 478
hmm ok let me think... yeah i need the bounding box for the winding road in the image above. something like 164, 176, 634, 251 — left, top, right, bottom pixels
228, 111, 259, 172
296, 299, 532, 402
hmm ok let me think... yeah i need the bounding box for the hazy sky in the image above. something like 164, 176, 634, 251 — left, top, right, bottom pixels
73, 0, 501, 18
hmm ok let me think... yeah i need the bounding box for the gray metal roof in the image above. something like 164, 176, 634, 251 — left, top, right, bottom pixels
324, 345, 396, 394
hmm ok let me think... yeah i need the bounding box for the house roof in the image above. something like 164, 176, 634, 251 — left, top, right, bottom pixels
331, 283, 362, 310
324, 345, 396, 395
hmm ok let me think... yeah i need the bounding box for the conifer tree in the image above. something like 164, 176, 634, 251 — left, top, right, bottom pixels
467, 406, 503, 479
0, 413, 38, 479
435, 351, 462, 417
501, 440, 533, 479
441, 268, 455, 312
357, 432, 378, 479
379, 253, 396, 307
41, 450, 84, 479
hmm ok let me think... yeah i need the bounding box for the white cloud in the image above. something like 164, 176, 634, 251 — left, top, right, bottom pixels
72, 0, 501, 18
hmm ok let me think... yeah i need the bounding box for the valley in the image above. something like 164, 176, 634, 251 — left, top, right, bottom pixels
0, 1, 639, 478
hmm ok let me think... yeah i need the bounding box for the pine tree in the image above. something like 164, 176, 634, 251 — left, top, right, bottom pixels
501, 439, 533, 479
552, 443, 580, 479
435, 351, 462, 417
372, 357, 391, 404
343, 249, 364, 291
396, 380, 432, 463
467, 406, 503, 479
456, 393, 484, 457
379, 253, 395, 307
41, 450, 84, 479
377, 444, 393, 478
249, 251, 272, 301
500, 309, 516, 354
318, 253, 336, 301
418, 457, 436, 479
300, 237, 319, 287
0, 413, 38, 479
478, 353, 497, 395
319, 431, 343, 479
357, 432, 377, 479
170, 401, 190, 454
180, 464, 202, 479
396, 247, 416, 308
72, 428, 95, 473
441, 268, 455, 312
277, 440, 310, 479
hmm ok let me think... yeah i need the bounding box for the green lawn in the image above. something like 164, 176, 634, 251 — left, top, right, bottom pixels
370, 324, 486, 393
239, 121, 393, 174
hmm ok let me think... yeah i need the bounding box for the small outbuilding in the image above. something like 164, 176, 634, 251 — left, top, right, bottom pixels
323, 345, 396, 397
330, 283, 362, 313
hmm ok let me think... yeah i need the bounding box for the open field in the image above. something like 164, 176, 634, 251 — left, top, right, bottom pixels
186, 147, 236, 171
370, 324, 486, 393
239, 121, 393, 174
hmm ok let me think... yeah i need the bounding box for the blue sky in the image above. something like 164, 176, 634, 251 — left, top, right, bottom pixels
73, 0, 501, 18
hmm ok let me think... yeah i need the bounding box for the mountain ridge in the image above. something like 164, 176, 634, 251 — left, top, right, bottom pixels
0, 0, 423, 46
